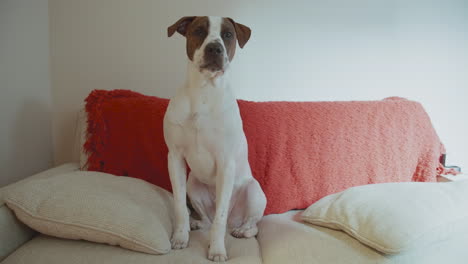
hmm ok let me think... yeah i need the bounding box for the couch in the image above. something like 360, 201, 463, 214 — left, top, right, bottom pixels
2, 96, 467, 264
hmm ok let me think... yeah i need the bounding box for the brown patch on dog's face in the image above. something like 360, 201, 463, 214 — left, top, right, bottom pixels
167, 16, 210, 61
221, 18, 237, 61
185, 17, 209, 61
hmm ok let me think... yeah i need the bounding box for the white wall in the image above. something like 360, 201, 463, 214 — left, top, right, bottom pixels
0, 0, 53, 186
49, 0, 468, 170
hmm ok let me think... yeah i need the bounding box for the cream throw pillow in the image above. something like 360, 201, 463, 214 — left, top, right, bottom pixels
4, 171, 174, 254
301, 181, 468, 254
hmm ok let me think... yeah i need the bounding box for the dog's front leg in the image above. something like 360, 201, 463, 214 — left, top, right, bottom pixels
208, 161, 235, 262
168, 150, 190, 249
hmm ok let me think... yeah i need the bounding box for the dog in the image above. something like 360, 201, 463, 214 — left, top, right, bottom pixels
164, 16, 267, 262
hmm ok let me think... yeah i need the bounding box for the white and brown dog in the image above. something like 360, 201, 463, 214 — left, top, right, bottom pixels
164, 16, 266, 262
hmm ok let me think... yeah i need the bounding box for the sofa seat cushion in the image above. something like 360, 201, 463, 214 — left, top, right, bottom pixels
257, 211, 468, 264
2, 231, 262, 264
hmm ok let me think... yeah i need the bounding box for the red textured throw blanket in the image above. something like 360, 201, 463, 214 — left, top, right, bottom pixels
84, 90, 445, 215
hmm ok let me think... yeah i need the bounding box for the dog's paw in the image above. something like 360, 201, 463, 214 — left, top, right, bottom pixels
209, 253, 227, 262
190, 219, 209, 230
208, 250, 227, 262
171, 229, 189, 249
208, 244, 227, 262
231, 225, 258, 238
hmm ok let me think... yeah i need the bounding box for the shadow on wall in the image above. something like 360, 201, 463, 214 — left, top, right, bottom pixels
1, 99, 53, 187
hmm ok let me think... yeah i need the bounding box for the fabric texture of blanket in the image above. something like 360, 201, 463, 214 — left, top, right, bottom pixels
84, 90, 445, 215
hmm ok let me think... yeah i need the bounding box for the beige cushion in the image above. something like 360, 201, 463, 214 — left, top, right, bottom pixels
4, 171, 174, 255
0, 163, 79, 261
301, 181, 468, 254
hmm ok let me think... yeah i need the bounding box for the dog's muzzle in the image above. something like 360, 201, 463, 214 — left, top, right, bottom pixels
201, 42, 225, 72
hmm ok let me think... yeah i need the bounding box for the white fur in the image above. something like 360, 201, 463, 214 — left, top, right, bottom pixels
164, 16, 266, 262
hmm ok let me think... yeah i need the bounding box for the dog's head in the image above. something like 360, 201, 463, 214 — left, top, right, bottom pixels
168, 16, 251, 77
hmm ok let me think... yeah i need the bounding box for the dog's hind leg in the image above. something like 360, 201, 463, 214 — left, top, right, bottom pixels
187, 173, 215, 230
231, 179, 266, 238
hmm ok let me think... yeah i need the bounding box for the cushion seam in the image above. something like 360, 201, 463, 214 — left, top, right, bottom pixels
301, 216, 401, 254
302, 214, 468, 254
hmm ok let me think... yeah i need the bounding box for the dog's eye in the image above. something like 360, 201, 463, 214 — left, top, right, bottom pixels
194, 28, 205, 37
223, 32, 233, 39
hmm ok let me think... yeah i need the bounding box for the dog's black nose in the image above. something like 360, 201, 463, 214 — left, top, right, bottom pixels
205, 42, 223, 55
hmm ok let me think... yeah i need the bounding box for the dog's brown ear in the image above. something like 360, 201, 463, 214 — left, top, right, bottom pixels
168, 16, 196, 37
227, 18, 251, 48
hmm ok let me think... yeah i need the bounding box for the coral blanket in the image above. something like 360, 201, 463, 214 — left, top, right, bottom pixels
84, 90, 444, 215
